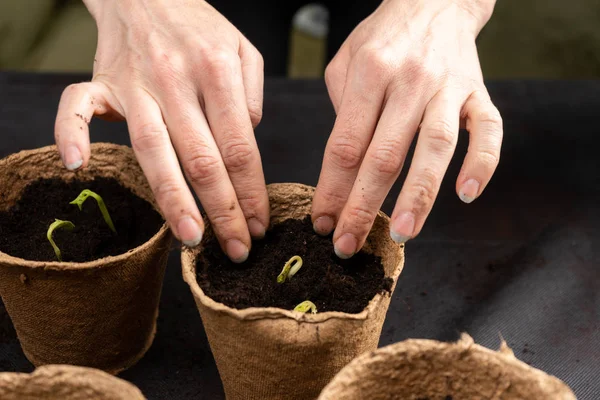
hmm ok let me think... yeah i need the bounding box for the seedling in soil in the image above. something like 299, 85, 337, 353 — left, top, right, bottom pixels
294, 300, 317, 314
70, 189, 117, 233
277, 255, 303, 283
47, 219, 75, 261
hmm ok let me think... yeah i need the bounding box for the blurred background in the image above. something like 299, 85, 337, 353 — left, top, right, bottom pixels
0, 0, 599, 78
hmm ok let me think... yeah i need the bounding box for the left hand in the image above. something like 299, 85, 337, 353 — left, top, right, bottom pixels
312, 0, 503, 258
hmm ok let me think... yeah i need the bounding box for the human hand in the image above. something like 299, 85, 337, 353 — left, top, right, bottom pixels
312, 0, 502, 258
54, 0, 269, 262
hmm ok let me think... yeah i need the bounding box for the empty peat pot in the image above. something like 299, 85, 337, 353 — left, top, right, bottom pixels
0, 143, 171, 374
318, 334, 576, 400
0, 364, 145, 399
182, 183, 405, 400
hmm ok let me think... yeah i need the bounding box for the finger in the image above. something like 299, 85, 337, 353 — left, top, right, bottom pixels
54, 81, 119, 170
126, 90, 204, 247
389, 89, 462, 243
158, 85, 252, 263
239, 38, 264, 128
456, 89, 503, 203
332, 89, 424, 258
200, 49, 270, 240
325, 44, 350, 113
312, 53, 387, 237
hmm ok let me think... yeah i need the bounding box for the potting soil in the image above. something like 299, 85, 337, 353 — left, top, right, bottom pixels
0, 177, 163, 262
197, 216, 392, 313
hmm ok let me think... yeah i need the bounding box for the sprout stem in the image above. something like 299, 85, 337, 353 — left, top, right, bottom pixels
294, 300, 317, 314
277, 255, 303, 283
47, 219, 75, 261
70, 189, 116, 233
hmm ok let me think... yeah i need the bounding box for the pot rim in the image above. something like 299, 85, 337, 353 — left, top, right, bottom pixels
318, 334, 576, 399
182, 182, 404, 324
0, 143, 170, 271
0, 364, 146, 399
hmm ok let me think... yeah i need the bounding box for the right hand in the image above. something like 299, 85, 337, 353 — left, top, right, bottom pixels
54, 0, 269, 262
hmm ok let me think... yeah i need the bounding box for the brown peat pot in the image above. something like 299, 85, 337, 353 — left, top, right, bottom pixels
318, 334, 576, 400
182, 183, 404, 400
0, 143, 171, 374
0, 364, 145, 399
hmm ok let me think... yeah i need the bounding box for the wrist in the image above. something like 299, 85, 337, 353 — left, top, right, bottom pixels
454, 0, 497, 32
381, 0, 496, 35
82, 0, 145, 21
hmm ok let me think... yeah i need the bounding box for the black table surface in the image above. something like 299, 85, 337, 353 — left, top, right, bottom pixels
0, 72, 598, 399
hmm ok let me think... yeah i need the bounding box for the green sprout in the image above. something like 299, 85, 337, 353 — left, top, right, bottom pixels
294, 300, 317, 314
47, 219, 75, 261
70, 189, 116, 233
277, 255, 303, 283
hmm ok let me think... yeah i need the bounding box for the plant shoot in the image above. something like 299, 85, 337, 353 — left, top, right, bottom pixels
47, 219, 75, 261
277, 255, 303, 283
294, 300, 317, 314
70, 189, 116, 233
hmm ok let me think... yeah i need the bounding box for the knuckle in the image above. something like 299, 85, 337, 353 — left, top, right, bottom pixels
64, 83, 81, 94
131, 122, 167, 153
315, 186, 348, 210
220, 139, 256, 173
425, 120, 457, 155
476, 148, 500, 172
152, 179, 183, 210
478, 107, 503, 127
59, 83, 85, 104
328, 134, 364, 170
208, 208, 238, 229
409, 169, 439, 214
148, 50, 186, 91
236, 191, 264, 218
324, 59, 341, 85
346, 206, 377, 229
370, 144, 403, 176
203, 49, 236, 85
253, 50, 264, 70
184, 152, 222, 187
248, 105, 263, 127
357, 46, 395, 77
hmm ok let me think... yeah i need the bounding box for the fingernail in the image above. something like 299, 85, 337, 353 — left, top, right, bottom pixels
459, 179, 480, 204
64, 145, 83, 170
178, 217, 203, 247
390, 212, 415, 243
334, 233, 357, 259
226, 239, 249, 263
247, 218, 266, 239
313, 216, 334, 236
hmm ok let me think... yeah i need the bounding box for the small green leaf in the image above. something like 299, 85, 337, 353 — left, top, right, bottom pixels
47, 219, 75, 261
70, 189, 116, 233
294, 300, 317, 314
277, 255, 303, 283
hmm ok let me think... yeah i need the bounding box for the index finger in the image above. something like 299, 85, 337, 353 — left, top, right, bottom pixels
312, 56, 387, 237
126, 90, 205, 247
199, 49, 270, 240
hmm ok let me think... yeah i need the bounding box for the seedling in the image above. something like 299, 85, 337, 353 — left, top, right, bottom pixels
47, 219, 75, 261
277, 255, 303, 283
294, 300, 317, 314
70, 189, 116, 233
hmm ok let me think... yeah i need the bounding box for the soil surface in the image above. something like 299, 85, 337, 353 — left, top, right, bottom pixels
197, 216, 393, 314
0, 177, 163, 262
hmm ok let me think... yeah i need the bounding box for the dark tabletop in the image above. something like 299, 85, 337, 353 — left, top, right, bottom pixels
0, 73, 598, 399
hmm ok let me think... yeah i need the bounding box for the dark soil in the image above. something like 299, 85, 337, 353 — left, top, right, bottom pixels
196, 216, 393, 314
0, 177, 163, 262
